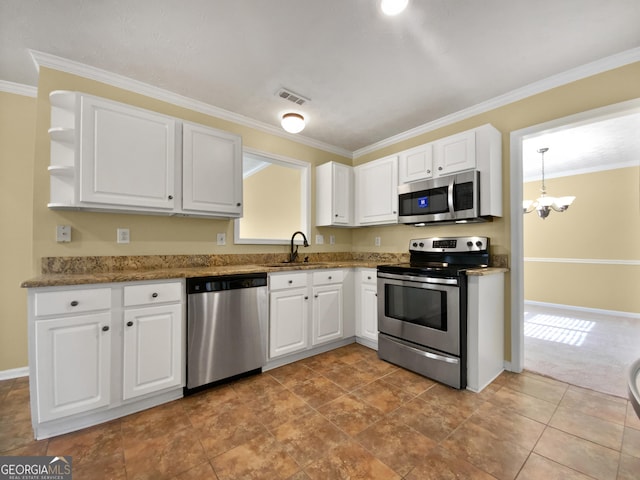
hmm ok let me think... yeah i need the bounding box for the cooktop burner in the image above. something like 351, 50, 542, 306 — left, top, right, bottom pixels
377, 236, 490, 278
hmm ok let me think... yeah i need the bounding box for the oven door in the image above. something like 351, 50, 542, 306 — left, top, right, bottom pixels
377, 272, 460, 355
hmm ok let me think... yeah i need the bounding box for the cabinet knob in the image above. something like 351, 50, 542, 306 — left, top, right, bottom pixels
438, 166, 443, 171
304, 296, 308, 300
367, 276, 371, 280
328, 276, 332, 280
314, 294, 319, 298
393, 211, 397, 214
375, 293, 377, 297
70, 300, 79, 307
288, 280, 293, 284
102, 325, 110, 332
152, 292, 158, 298
427, 169, 431, 174
237, 202, 241, 207
168, 195, 174, 200
335, 214, 338, 217
126, 321, 134, 327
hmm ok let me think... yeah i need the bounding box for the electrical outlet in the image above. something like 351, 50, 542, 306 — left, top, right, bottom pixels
117, 228, 130, 244
375, 236, 381, 247
315, 234, 324, 245
56, 225, 71, 243
329, 235, 335, 245
216, 232, 226, 246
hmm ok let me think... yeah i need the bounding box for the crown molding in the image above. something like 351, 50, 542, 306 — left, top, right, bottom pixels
0, 79, 37, 97
353, 46, 640, 158
29, 50, 352, 159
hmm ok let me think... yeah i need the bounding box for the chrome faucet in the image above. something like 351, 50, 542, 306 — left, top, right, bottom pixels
289, 231, 309, 263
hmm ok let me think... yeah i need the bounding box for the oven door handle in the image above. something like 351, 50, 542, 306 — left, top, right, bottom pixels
377, 272, 459, 286
389, 336, 459, 365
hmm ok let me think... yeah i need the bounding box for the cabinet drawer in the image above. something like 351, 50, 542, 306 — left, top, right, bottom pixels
359, 269, 377, 285
124, 282, 183, 307
34, 288, 111, 317
269, 272, 308, 291
312, 269, 344, 286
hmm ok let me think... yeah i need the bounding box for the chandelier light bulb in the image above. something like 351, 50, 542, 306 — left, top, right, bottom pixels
381, 0, 409, 16
281, 113, 305, 134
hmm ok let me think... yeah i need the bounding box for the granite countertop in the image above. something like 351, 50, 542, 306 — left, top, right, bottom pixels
21, 253, 509, 288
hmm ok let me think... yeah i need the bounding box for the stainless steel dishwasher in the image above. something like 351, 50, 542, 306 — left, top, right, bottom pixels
186, 273, 268, 393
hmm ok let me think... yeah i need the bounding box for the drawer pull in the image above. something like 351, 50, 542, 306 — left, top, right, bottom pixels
367, 276, 372, 280
151, 292, 158, 298
288, 280, 293, 284
328, 276, 332, 280
70, 300, 79, 307
314, 294, 318, 298
304, 296, 308, 300
102, 325, 109, 332
126, 321, 134, 327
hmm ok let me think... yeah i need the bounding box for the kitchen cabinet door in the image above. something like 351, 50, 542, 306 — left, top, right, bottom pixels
311, 284, 343, 346
182, 122, 243, 217
358, 282, 378, 343
269, 288, 309, 358
122, 304, 183, 400
79, 95, 177, 210
399, 143, 434, 183
434, 130, 476, 176
35, 313, 111, 422
316, 161, 354, 226
355, 155, 398, 225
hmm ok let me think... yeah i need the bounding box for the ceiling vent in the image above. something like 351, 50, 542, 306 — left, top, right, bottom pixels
276, 88, 310, 106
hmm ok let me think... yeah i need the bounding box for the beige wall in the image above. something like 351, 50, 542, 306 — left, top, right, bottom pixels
351, 61, 640, 361
32, 68, 353, 266
2, 62, 639, 372
0, 91, 36, 371
523, 167, 640, 313
240, 164, 302, 239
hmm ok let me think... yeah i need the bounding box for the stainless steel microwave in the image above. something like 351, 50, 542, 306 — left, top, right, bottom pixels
398, 170, 481, 225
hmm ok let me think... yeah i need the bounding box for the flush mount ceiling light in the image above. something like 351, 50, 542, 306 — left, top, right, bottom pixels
381, 0, 409, 16
281, 113, 305, 134
523, 147, 576, 219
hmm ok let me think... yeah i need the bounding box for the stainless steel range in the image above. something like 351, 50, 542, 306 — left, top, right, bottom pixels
377, 236, 489, 389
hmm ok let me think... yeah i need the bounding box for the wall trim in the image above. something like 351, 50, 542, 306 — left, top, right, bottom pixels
0, 80, 37, 97
524, 257, 640, 266
354, 46, 640, 158
0, 366, 29, 381
525, 300, 640, 320
28, 50, 353, 159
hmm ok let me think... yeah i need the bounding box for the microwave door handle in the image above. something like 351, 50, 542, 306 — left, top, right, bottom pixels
447, 177, 455, 214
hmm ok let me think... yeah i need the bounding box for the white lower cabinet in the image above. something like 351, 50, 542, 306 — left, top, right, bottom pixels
35, 312, 111, 422
269, 287, 309, 358
356, 269, 378, 346
269, 270, 345, 360
28, 280, 185, 439
123, 303, 182, 400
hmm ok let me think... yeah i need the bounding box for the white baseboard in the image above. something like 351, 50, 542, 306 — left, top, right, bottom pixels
0, 367, 29, 381
524, 300, 640, 320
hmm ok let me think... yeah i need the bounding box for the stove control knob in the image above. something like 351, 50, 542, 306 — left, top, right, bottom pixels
467, 241, 473, 247
412, 242, 418, 248
476, 240, 483, 248
419, 242, 424, 247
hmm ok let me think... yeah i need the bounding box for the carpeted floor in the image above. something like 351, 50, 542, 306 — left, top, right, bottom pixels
524, 303, 640, 398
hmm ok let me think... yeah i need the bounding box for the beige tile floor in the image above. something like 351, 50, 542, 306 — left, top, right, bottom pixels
1, 343, 639, 479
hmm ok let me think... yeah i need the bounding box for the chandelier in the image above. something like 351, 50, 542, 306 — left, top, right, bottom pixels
523, 147, 575, 219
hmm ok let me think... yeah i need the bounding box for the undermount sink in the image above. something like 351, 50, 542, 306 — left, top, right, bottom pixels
262, 262, 329, 268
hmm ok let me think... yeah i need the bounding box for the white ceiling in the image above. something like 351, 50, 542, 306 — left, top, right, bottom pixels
1, 0, 639, 160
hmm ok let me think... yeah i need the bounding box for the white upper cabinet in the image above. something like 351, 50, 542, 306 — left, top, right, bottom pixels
355, 155, 398, 225
79, 95, 177, 210
316, 161, 353, 226
182, 122, 242, 217
433, 129, 476, 176
47, 91, 242, 218
399, 143, 434, 183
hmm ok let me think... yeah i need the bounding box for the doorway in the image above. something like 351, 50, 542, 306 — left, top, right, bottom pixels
509, 98, 640, 396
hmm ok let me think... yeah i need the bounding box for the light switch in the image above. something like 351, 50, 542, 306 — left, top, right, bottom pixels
117, 228, 130, 244
56, 225, 71, 243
